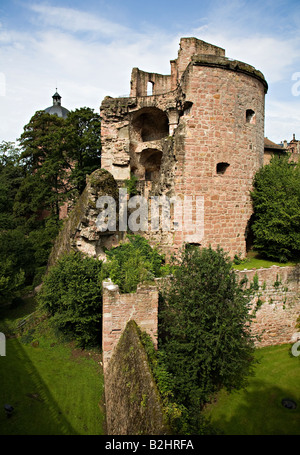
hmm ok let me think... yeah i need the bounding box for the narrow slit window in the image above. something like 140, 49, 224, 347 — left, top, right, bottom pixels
217, 162, 230, 175
246, 109, 255, 124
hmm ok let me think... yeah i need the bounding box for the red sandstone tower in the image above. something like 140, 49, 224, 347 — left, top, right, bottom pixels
100, 37, 268, 258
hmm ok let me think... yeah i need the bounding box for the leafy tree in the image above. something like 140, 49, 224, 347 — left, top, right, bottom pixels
0, 229, 34, 303
0, 107, 101, 299
15, 111, 68, 226
28, 217, 62, 268
38, 252, 103, 347
18, 110, 66, 172
0, 141, 23, 230
15, 108, 101, 227
251, 155, 300, 262
159, 245, 256, 431
63, 107, 101, 194
0, 258, 25, 304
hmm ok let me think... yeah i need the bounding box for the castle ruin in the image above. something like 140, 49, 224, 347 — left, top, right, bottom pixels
100, 37, 268, 258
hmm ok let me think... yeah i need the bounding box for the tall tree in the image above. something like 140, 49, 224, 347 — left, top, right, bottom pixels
251, 154, 300, 262
0, 141, 23, 230
1, 107, 101, 295
159, 245, 256, 431
14, 111, 68, 227
63, 107, 101, 194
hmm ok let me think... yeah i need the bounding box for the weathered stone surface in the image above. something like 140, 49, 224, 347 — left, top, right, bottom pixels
47, 168, 121, 268
102, 279, 158, 370
236, 265, 300, 347
100, 37, 268, 258
104, 320, 169, 435
290, 332, 300, 343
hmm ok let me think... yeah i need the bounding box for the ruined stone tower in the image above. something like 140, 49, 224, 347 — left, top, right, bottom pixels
100, 37, 268, 258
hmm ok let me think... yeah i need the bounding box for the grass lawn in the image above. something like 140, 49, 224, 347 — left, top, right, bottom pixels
232, 250, 299, 271
0, 299, 105, 435
203, 344, 300, 435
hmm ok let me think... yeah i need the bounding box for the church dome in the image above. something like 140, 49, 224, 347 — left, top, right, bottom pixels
44, 91, 69, 118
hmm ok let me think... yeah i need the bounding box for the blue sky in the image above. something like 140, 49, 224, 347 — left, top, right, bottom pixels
1, 0, 300, 144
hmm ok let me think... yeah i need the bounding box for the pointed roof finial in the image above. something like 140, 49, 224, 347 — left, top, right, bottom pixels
52, 89, 61, 106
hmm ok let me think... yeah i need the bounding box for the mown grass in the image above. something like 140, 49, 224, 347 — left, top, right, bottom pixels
0, 298, 105, 435
232, 250, 299, 270
203, 344, 300, 435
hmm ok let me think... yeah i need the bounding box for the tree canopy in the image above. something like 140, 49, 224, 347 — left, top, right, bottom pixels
251, 154, 300, 262
0, 106, 101, 303
15, 107, 101, 227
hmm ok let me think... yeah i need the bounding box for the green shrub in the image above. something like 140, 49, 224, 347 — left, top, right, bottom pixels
124, 173, 139, 196
103, 234, 169, 293
159, 245, 256, 427
38, 252, 103, 348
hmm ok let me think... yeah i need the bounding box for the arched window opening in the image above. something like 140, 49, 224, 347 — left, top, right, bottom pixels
246, 109, 255, 124
140, 149, 162, 182
132, 107, 169, 142
130, 166, 138, 176
216, 162, 230, 175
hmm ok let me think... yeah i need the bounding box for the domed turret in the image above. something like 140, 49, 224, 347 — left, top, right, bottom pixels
45, 90, 69, 118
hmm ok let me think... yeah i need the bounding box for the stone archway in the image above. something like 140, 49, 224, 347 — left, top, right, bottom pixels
139, 149, 163, 181
131, 107, 169, 142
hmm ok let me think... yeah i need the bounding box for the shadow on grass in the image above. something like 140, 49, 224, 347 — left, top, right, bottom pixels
0, 320, 78, 435
210, 379, 300, 435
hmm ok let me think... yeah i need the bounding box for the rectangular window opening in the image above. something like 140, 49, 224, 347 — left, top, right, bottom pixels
147, 81, 154, 96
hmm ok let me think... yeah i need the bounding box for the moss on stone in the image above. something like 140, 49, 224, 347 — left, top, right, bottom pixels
104, 320, 170, 435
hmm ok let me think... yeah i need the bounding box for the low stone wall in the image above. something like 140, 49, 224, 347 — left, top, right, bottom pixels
104, 320, 169, 435
235, 265, 300, 346
102, 266, 300, 434
102, 279, 158, 370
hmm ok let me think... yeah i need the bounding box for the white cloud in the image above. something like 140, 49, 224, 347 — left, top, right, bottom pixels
0, 5, 180, 142
28, 3, 130, 37
1, 1, 300, 144
265, 99, 300, 143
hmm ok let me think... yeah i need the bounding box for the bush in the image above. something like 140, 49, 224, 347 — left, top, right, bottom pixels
103, 234, 169, 293
38, 252, 103, 347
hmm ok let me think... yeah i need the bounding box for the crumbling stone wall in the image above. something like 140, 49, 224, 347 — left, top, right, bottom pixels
236, 265, 300, 346
47, 168, 121, 268
100, 37, 268, 259
104, 320, 169, 435
102, 265, 300, 434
